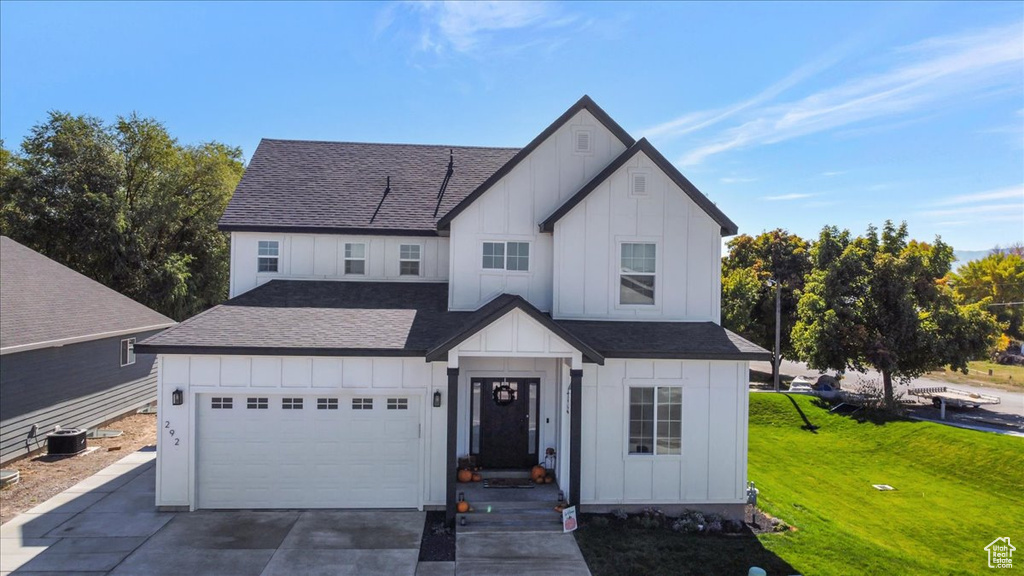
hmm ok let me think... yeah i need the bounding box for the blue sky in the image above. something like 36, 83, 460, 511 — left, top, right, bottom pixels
2, 1, 1022, 251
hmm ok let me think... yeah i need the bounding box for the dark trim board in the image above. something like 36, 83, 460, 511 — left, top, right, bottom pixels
436, 95, 635, 230
218, 224, 443, 237
133, 344, 429, 357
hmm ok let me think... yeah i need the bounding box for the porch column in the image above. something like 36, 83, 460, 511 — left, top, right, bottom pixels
445, 366, 459, 525
569, 368, 583, 508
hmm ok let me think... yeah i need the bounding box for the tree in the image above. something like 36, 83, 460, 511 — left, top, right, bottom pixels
0, 112, 244, 320
722, 229, 812, 382
792, 221, 1002, 406
949, 250, 1024, 340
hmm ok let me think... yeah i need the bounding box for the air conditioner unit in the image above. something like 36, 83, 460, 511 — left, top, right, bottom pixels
47, 429, 87, 456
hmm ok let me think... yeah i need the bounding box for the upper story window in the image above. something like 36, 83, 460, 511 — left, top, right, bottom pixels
482, 241, 529, 272
258, 241, 279, 273
345, 243, 366, 275
120, 338, 136, 367
628, 386, 681, 455
399, 244, 421, 276
620, 243, 656, 305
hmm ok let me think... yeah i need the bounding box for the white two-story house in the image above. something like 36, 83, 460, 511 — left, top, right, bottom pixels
137, 96, 769, 522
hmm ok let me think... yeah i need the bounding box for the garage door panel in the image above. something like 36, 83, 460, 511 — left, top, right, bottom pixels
197, 394, 420, 509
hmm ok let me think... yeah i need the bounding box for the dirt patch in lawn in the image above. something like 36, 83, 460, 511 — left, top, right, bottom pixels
0, 411, 157, 525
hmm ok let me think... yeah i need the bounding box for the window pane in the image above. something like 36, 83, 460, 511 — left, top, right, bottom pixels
345, 259, 365, 275
656, 386, 682, 455
258, 241, 279, 256
620, 275, 655, 305
345, 243, 365, 258
482, 242, 504, 269
621, 243, 655, 274
471, 381, 481, 453
507, 242, 529, 271
258, 257, 278, 273
528, 382, 537, 454
400, 261, 420, 276
629, 387, 655, 454
400, 244, 420, 260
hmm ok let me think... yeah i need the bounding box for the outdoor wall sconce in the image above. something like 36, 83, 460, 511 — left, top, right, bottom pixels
433, 389, 442, 408
171, 388, 184, 406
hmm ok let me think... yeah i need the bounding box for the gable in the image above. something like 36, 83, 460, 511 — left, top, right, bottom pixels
540, 139, 738, 236
436, 95, 635, 230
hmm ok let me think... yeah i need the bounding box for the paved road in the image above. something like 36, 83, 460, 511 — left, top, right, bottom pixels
752, 359, 1024, 431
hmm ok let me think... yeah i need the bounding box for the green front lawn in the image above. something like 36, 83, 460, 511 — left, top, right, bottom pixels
576, 393, 1024, 575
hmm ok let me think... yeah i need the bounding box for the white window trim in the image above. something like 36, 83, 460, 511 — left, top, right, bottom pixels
616, 240, 659, 308
120, 338, 136, 367
625, 383, 683, 458
344, 242, 367, 276
481, 241, 531, 273
257, 240, 280, 274
399, 243, 423, 277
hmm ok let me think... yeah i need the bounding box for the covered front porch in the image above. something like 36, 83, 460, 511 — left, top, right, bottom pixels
425, 296, 603, 524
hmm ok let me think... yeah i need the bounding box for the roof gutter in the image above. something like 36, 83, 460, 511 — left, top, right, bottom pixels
1, 322, 177, 356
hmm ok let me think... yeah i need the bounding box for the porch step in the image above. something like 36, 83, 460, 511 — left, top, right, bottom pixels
456, 500, 564, 533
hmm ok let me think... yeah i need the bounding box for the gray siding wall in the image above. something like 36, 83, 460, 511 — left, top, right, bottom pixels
0, 330, 163, 464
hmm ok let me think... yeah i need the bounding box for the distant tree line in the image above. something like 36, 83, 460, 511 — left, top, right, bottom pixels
0, 112, 245, 321
723, 223, 1012, 406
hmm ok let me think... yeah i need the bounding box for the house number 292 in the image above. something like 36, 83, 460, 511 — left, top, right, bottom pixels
164, 421, 180, 446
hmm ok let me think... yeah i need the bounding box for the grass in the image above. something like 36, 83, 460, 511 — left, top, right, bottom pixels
748, 394, 1023, 575
927, 360, 1024, 391
575, 394, 1024, 575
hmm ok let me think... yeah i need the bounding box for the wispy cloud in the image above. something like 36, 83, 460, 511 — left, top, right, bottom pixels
381, 1, 578, 55
821, 171, 846, 177
763, 193, 818, 201
720, 176, 757, 184
662, 23, 1023, 166
920, 202, 1023, 218
933, 184, 1024, 206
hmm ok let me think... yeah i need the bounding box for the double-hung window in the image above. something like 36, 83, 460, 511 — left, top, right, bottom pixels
628, 386, 681, 455
620, 243, 656, 305
399, 244, 421, 276
345, 243, 366, 275
482, 241, 529, 271
258, 241, 279, 273
120, 338, 136, 367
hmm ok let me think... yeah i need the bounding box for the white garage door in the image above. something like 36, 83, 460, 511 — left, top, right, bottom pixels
196, 394, 420, 509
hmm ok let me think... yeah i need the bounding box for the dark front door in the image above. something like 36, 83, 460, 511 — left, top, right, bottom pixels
474, 378, 538, 469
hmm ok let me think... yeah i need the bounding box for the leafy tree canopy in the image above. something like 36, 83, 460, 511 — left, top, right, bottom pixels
0, 112, 244, 320
792, 221, 1001, 405
949, 248, 1024, 340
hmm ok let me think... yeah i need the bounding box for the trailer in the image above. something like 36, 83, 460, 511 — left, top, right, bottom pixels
908, 386, 1001, 419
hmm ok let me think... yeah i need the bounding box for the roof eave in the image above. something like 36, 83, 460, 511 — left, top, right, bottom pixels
133, 344, 428, 357
218, 224, 442, 237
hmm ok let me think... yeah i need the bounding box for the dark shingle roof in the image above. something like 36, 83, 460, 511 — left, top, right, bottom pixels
0, 236, 175, 352
218, 140, 519, 235
136, 280, 769, 361
555, 320, 770, 360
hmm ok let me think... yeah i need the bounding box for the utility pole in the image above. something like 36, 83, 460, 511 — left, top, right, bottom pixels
768, 279, 781, 393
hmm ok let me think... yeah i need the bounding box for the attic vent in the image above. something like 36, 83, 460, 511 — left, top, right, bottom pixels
631, 173, 648, 196
574, 129, 592, 154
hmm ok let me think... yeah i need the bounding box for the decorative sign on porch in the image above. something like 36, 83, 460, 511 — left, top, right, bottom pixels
562, 505, 578, 533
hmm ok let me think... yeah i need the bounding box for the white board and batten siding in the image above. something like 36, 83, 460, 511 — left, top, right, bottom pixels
230, 232, 449, 298
156, 354, 451, 510
553, 151, 723, 322
448, 109, 629, 313
574, 359, 749, 506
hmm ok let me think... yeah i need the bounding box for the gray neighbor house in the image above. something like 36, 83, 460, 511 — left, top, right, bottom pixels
0, 236, 176, 464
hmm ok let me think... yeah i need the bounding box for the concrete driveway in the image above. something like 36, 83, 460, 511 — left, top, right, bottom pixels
0, 448, 428, 576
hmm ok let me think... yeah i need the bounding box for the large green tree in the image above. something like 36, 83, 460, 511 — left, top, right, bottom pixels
0, 112, 244, 320
722, 229, 812, 381
949, 249, 1024, 340
792, 221, 1001, 406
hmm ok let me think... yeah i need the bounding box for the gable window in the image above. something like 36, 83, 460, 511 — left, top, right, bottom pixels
629, 386, 681, 455
399, 244, 421, 276
120, 338, 136, 367
345, 243, 366, 275
620, 243, 656, 305
258, 241, 279, 273
482, 241, 529, 271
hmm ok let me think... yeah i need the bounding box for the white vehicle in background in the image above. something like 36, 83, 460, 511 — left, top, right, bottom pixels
788, 376, 814, 392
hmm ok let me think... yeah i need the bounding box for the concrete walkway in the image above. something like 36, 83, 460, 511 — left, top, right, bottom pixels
0, 448, 426, 575
455, 531, 591, 576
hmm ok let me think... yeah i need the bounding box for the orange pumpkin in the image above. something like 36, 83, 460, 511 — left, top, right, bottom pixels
472, 473, 482, 482
457, 501, 470, 513
544, 476, 554, 484
531, 465, 546, 480
534, 476, 544, 484
457, 469, 473, 483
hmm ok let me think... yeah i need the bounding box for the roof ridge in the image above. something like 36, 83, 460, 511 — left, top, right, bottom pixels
259, 138, 520, 151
